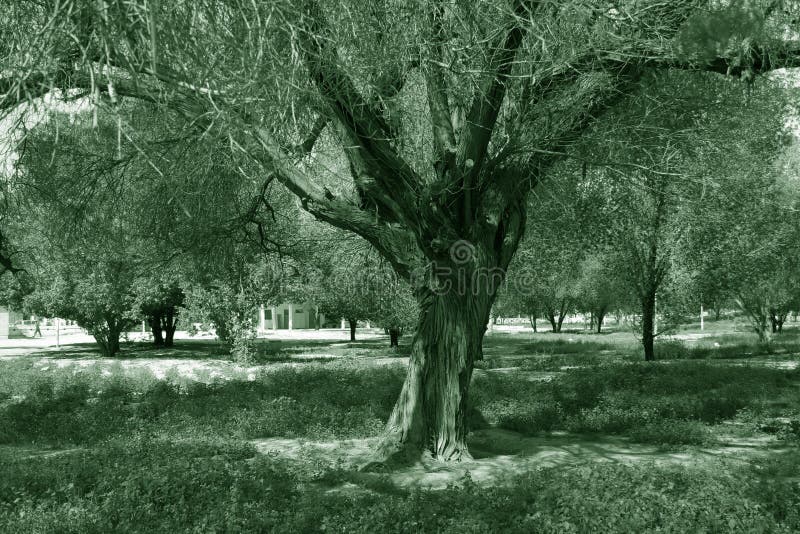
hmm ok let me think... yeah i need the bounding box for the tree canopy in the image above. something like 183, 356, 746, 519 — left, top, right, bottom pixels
3, 0, 800, 462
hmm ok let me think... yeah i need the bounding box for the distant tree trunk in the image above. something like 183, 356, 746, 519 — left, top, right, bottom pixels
389, 327, 400, 348
737, 296, 771, 344
596, 307, 607, 334
770, 311, 786, 334
529, 315, 537, 333
546, 312, 557, 332
642, 292, 656, 361
348, 318, 357, 341
557, 300, 567, 333
149, 314, 164, 346
94, 319, 124, 357
713, 304, 722, 321
163, 308, 177, 347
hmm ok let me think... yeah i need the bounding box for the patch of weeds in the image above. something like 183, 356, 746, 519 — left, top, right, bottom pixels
498, 402, 563, 434
628, 420, 711, 446
749, 450, 800, 530
653, 340, 694, 360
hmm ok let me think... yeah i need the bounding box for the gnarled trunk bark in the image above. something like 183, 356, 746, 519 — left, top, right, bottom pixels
378, 291, 489, 464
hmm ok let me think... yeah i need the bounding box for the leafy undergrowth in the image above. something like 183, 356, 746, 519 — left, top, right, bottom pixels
0, 437, 798, 533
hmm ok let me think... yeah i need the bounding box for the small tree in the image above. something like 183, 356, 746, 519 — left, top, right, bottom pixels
369, 270, 417, 348
25, 258, 137, 357
133, 277, 186, 347
575, 251, 630, 333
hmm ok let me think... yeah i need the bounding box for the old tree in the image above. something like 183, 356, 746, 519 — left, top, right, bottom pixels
2, 0, 800, 463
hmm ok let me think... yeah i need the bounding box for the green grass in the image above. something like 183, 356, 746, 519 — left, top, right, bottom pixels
1, 334, 799, 532
1, 440, 798, 533
475, 361, 800, 445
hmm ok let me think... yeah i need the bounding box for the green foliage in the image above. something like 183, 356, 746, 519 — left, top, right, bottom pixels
24, 255, 137, 356
305, 238, 418, 341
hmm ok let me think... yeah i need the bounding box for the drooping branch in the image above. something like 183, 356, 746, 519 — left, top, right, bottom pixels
298, 0, 423, 232
425, 1, 457, 180
457, 1, 537, 181
253, 127, 418, 279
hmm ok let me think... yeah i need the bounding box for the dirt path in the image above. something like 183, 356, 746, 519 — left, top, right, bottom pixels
250, 428, 786, 491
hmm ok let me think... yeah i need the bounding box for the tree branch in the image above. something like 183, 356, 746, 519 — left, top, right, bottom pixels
253, 127, 418, 279
299, 0, 423, 233
425, 1, 457, 180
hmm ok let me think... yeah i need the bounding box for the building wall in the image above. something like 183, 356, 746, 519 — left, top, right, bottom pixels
0, 308, 9, 339
259, 302, 323, 330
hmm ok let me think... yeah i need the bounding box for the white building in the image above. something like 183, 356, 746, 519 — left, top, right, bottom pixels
257, 301, 325, 331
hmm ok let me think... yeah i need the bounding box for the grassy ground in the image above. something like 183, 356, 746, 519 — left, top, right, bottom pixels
1, 326, 799, 532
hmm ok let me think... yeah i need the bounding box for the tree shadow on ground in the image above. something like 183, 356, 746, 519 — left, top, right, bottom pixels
20, 340, 230, 360
24, 338, 376, 361
250, 427, 787, 492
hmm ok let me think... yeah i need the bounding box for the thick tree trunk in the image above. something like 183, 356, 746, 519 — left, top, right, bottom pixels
348, 319, 357, 341
389, 327, 400, 348
642, 293, 656, 361
596, 308, 606, 334
377, 292, 489, 464
529, 315, 537, 333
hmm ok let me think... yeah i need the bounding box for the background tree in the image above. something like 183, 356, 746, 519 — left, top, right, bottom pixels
132, 276, 186, 347
575, 250, 632, 333
368, 265, 418, 348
